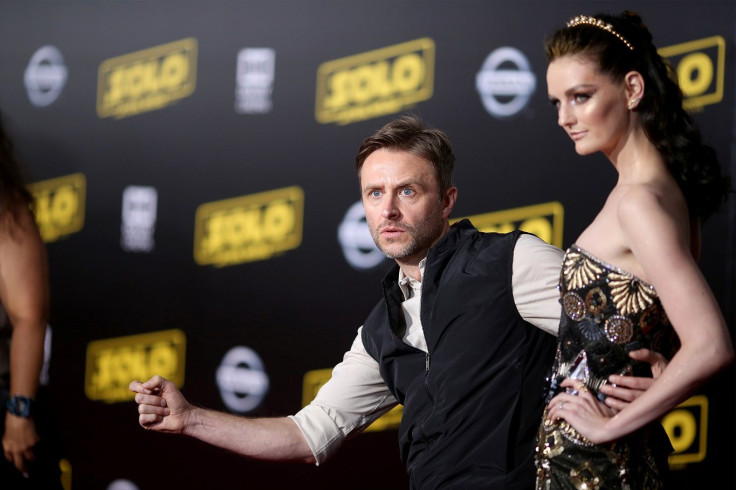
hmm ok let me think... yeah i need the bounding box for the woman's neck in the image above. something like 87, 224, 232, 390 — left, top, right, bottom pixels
607, 130, 666, 185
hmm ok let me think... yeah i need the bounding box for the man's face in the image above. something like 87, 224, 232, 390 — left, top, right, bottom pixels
360, 148, 456, 265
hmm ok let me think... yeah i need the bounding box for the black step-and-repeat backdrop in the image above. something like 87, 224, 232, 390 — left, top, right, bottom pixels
0, 1, 734, 488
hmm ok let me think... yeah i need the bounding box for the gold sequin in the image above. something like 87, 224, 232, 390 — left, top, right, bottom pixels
608, 272, 655, 315
585, 287, 607, 315
563, 251, 604, 290
557, 419, 594, 447
604, 315, 634, 344
570, 461, 602, 490
564, 292, 586, 320
639, 305, 661, 335
541, 428, 565, 458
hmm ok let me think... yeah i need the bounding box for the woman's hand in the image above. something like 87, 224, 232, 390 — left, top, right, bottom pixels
599, 349, 668, 411
546, 378, 616, 444
3, 413, 39, 476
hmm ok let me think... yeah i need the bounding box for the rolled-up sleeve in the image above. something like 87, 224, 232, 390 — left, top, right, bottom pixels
289, 327, 398, 465
512, 234, 564, 336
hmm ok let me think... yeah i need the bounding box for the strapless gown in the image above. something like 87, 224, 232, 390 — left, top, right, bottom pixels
535, 245, 676, 490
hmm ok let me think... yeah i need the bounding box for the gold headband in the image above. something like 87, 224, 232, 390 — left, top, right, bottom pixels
567, 15, 634, 51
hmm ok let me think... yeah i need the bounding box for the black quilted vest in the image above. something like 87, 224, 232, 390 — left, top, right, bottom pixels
362, 220, 556, 489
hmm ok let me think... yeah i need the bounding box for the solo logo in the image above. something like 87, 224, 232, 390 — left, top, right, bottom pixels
303, 368, 402, 432
659, 36, 725, 110
28, 173, 86, 243
315, 38, 435, 125
97, 38, 197, 119
194, 186, 304, 267
85, 329, 186, 403
453, 201, 564, 248
662, 395, 708, 467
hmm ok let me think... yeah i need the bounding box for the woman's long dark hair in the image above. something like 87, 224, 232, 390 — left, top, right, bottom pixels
0, 112, 34, 225
545, 11, 730, 221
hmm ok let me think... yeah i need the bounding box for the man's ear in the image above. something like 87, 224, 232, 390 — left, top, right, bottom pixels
442, 187, 458, 219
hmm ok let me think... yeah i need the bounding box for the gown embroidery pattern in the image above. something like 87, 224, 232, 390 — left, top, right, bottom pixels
535, 245, 677, 490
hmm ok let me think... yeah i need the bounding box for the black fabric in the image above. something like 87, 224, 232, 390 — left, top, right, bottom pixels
362, 220, 557, 489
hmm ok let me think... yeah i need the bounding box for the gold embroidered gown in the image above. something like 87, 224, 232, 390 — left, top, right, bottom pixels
535, 245, 676, 490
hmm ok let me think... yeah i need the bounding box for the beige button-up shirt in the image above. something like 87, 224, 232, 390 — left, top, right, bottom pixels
290, 234, 563, 464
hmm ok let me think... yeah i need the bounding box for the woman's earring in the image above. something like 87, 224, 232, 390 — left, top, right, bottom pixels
628, 98, 639, 110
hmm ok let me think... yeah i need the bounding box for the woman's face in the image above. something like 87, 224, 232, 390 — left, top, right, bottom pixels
546, 55, 631, 157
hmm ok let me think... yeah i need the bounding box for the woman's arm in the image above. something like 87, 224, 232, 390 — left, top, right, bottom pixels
0, 206, 49, 475
548, 186, 733, 443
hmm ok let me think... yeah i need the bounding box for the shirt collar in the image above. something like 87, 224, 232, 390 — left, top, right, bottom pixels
398, 258, 426, 300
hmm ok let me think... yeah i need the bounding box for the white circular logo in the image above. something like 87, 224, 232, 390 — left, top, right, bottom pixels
337, 201, 386, 270
24, 45, 68, 107
475, 46, 536, 118
107, 480, 140, 490
216, 346, 269, 413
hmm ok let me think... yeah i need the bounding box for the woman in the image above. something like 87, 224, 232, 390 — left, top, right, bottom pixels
0, 113, 62, 487
535, 11, 734, 489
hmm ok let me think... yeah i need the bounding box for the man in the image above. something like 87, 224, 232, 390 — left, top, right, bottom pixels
130, 114, 657, 489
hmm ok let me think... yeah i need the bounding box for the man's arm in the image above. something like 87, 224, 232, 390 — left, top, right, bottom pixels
291, 327, 398, 464
130, 327, 396, 465
511, 233, 563, 336
130, 375, 315, 463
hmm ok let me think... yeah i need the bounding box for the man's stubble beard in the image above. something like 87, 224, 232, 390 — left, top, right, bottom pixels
371, 210, 445, 260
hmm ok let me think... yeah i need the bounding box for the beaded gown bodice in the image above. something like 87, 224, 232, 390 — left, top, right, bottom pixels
545, 245, 677, 404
